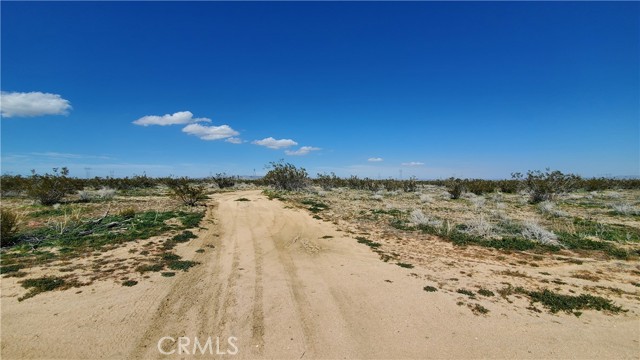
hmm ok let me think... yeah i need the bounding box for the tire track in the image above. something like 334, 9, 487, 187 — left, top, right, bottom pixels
251, 232, 265, 354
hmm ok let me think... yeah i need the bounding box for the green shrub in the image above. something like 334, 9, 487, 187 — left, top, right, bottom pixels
1, 209, 19, 246
512, 169, 581, 204
166, 177, 207, 206
19, 276, 66, 300
263, 161, 309, 191
119, 207, 136, 219
212, 173, 236, 189
27, 167, 77, 205
446, 177, 465, 199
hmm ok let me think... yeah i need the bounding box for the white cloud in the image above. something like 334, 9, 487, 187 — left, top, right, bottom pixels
225, 137, 243, 144
285, 146, 321, 156
252, 137, 298, 149
401, 162, 425, 166
132, 111, 211, 126
1, 91, 72, 118
182, 123, 239, 141
368, 157, 384, 162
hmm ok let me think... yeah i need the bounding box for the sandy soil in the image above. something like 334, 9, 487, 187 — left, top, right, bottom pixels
1, 190, 638, 359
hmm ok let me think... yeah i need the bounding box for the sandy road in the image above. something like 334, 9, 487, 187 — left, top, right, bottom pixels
2, 190, 638, 359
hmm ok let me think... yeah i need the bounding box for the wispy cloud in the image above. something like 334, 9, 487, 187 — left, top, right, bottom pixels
225, 137, 243, 144
252, 137, 298, 149
1, 91, 72, 118
30, 152, 112, 160
285, 146, 321, 156
182, 123, 239, 141
368, 157, 384, 162
401, 161, 424, 166
132, 111, 211, 126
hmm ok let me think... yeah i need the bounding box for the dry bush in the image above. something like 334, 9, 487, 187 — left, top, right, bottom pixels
522, 221, 559, 246
166, 177, 207, 206
1, 209, 20, 246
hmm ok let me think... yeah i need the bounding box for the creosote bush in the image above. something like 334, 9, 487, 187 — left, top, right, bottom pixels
263, 161, 308, 191
27, 167, 77, 206
166, 177, 207, 206
512, 169, 581, 204
446, 177, 465, 199
212, 173, 236, 189
1, 209, 20, 246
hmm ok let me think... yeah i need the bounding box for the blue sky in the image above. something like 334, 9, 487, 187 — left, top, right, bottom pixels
1, 1, 638, 179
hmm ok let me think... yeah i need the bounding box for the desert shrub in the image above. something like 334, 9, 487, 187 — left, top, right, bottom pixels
464, 216, 495, 238
611, 203, 639, 216
538, 201, 568, 217
1, 209, 20, 246
446, 177, 465, 199
119, 207, 136, 219
97, 187, 116, 200
1, 175, 29, 196
409, 209, 442, 228
315, 172, 340, 190
77, 190, 92, 203
166, 177, 207, 206
512, 169, 581, 204
522, 221, 559, 246
263, 161, 308, 191
212, 173, 236, 189
404, 177, 418, 192
27, 167, 77, 205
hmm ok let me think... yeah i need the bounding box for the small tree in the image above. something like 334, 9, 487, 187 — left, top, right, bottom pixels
212, 173, 236, 189
446, 177, 465, 199
166, 177, 207, 206
27, 167, 76, 205
263, 161, 308, 191
1, 209, 19, 246
512, 169, 581, 204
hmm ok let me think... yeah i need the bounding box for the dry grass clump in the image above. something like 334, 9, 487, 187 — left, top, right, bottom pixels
521, 221, 560, 246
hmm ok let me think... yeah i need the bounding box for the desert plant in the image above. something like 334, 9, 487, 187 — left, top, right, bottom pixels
263, 161, 308, 191
77, 190, 92, 202
119, 207, 136, 219
522, 220, 560, 246
97, 187, 116, 200
512, 169, 581, 204
1, 209, 20, 246
611, 203, 639, 216
409, 209, 442, 228
166, 177, 207, 206
212, 173, 236, 189
464, 216, 495, 238
446, 177, 465, 199
27, 167, 77, 205
538, 201, 568, 217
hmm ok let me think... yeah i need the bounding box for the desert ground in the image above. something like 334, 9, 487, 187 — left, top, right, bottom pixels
1, 186, 639, 359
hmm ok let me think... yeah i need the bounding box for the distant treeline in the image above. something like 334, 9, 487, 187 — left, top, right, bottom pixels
1, 168, 638, 197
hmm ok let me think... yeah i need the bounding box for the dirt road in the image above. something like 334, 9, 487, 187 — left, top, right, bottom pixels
2, 190, 638, 359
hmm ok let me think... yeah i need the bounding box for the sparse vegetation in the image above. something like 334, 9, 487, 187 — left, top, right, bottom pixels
457, 288, 476, 298
263, 161, 309, 191
396, 262, 414, 269
166, 177, 207, 206
423, 285, 438, 292
19, 276, 67, 300
356, 236, 381, 248
1, 208, 20, 246
122, 280, 138, 287
26, 168, 77, 206
512, 169, 581, 204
